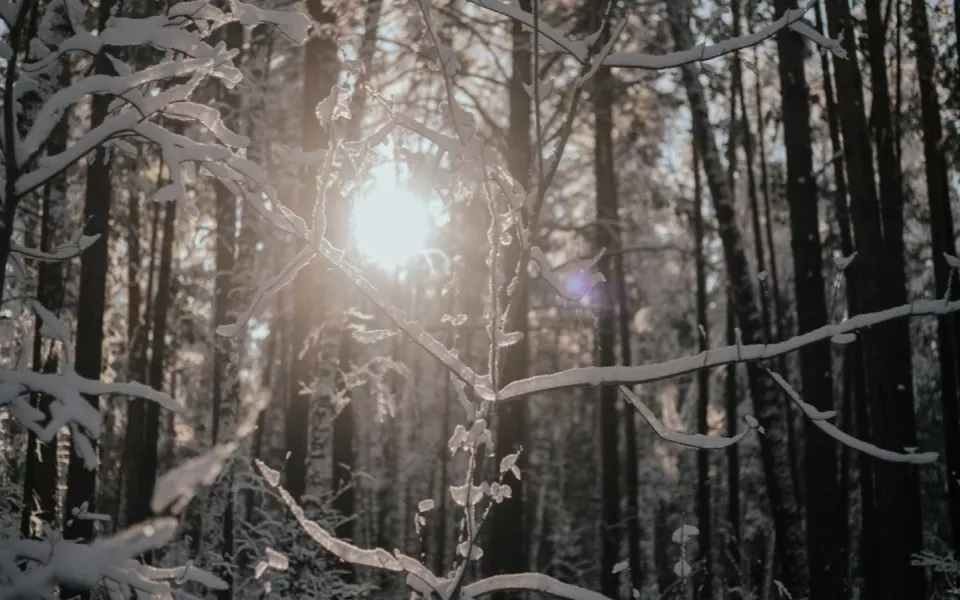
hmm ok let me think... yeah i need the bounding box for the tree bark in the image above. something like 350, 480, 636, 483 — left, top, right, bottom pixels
592, 12, 623, 596
208, 22, 243, 599
20, 55, 70, 540
62, 0, 117, 563
910, 0, 960, 554
486, 0, 531, 588
139, 193, 177, 536
825, 1, 924, 597
772, 4, 841, 599
667, 3, 808, 595
285, 0, 340, 503
724, 289, 741, 589
693, 140, 714, 600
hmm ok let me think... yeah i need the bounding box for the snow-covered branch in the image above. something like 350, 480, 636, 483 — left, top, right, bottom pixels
498, 297, 960, 401
10, 228, 99, 262
619, 385, 761, 449
468, 0, 846, 71
0, 518, 226, 600
0, 302, 182, 470
765, 367, 938, 464
463, 573, 613, 600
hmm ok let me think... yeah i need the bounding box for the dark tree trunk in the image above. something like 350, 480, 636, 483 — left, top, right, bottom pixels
285, 0, 340, 503
813, 5, 857, 591
910, 0, 960, 553
667, 2, 808, 596
725, 290, 741, 589
20, 58, 70, 540
62, 0, 117, 563
693, 141, 713, 600
486, 0, 531, 588
772, 4, 840, 599
747, 8, 799, 501
825, 1, 924, 597
209, 20, 245, 598
138, 195, 177, 537
593, 15, 622, 598
618, 203, 641, 590
120, 166, 146, 528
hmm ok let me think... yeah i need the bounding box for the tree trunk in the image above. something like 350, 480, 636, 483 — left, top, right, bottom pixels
62, 0, 117, 562
693, 141, 714, 600
20, 57, 70, 540
666, 3, 808, 596
486, 0, 531, 587
813, 5, 858, 592
910, 0, 960, 553
138, 194, 177, 538
332, 0, 383, 565
206, 23, 243, 599
285, 0, 340, 503
618, 200, 641, 591
825, 1, 924, 597
593, 15, 623, 597
725, 289, 741, 589
772, 4, 841, 599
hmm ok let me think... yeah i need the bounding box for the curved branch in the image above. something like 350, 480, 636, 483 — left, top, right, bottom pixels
463, 573, 613, 599
764, 366, 938, 464
619, 385, 759, 449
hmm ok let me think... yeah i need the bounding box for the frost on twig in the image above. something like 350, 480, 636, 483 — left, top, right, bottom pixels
764, 366, 939, 465
619, 385, 761, 449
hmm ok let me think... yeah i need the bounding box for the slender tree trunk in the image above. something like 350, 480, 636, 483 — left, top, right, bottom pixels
20, 57, 70, 540
331, 0, 383, 567
618, 206, 641, 590
285, 0, 340, 503
667, 3, 808, 595
772, 4, 840, 599
486, 0, 531, 587
693, 141, 714, 600
747, 9, 799, 500
725, 290, 741, 589
138, 195, 177, 537
208, 20, 245, 597
593, 14, 622, 597
910, 0, 960, 553
62, 0, 117, 565
825, 1, 924, 597
813, 5, 857, 592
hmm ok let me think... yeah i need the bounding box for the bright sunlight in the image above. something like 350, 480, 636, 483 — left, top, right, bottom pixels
352, 163, 433, 270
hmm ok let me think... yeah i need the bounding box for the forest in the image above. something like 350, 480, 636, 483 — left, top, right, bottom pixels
0, 0, 959, 598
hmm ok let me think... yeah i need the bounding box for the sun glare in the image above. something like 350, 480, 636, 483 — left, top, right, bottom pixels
352, 165, 432, 270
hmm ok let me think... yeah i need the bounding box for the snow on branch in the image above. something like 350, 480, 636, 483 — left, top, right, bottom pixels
619, 385, 761, 449
11, 0, 308, 201
10, 227, 99, 262
498, 297, 960, 401
255, 460, 405, 573
255, 458, 616, 600
764, 367, 938, 464
462, 573, 614, 600
0, 301, 182, 470
468, 0, 846, 71
0, 518, 226, 600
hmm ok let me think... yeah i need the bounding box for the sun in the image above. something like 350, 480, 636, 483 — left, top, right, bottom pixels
352, 164, 432, 270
